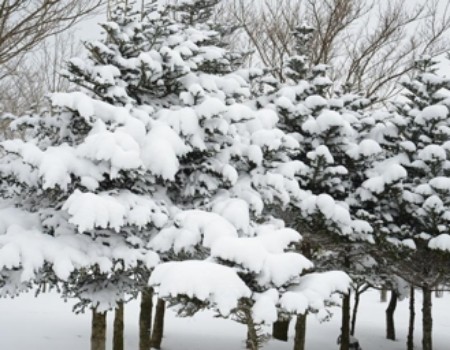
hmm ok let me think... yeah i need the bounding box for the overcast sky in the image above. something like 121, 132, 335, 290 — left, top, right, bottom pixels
71, 0, 450, 75
74, 0, 444, 40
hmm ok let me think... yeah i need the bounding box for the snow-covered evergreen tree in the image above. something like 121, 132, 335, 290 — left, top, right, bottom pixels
142, 3, 353, 349
0, 3, 353, 350
251, 24, 384, 349
359, 56, 450, 350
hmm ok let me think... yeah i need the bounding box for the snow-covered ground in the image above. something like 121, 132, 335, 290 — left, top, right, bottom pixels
1, 289, 449, 350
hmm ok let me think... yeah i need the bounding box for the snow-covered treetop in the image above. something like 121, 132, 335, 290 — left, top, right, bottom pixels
263, 54, 379, 245
359, 56, 450, 259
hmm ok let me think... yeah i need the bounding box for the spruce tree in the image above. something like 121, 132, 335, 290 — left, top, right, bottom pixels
0, 3, 353, 350
360, 56, 450, 350
260, 24, 382, 350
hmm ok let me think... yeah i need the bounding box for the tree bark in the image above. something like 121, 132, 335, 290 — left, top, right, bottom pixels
243, 306, 258, 350
386, 290, 398, 340
151, 298, 166, 349
340, 291, 351, 350
91, 308, 107, 350
350, 290, 360, 336
422, 285, 433, 350
272, 319, 290, 341
113, 301, 124, 350
407, 286, 415, 350
293, 313, 307, 350
139, 287, 154, 350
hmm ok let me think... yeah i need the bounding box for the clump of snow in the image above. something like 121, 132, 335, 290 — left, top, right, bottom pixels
307, 145, 334, 163
141, 121, 189, 180
430, 177, 450, 192
0, 207, 40, 234
212, 198, 250, 234
303, 110, 346, 135
63, 190, 168, 233
252, 289, 279, 323
363, 163, 407, 194
418, 145, 446, 162
211, 236, 267, 273
0, 225, 159, 282
429, 234, 450, 251
149, 260, 252, 316
305, 96, 328, 111
419, 105, 448, 122
280, 271, 351, 314
78, 122, 142, 178
149, 210, 237, 254
346, 139, 382, 160
258, 253, 313, 287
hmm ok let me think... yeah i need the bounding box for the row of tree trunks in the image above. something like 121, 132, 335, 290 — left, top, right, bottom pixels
385, 285, 434, 350
272, 284, 430, 350
272, 314, 309, 350
273, 291, 352, 350
90, 293, 166, 350
92, 285, 432, 350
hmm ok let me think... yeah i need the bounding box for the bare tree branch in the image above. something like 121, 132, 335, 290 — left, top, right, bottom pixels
0, 29, 81, 114
220, 0, 450, 103
0, 0, 103, 66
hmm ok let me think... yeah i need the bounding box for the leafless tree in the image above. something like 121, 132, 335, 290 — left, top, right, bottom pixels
0, 0, 104, 114
0, 29, 81, 114
0, 0, 103, 66
221, 0, 450, 102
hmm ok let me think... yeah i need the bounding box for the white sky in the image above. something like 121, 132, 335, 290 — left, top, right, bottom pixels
71, 0, 450, 76
74, 6, 108, 42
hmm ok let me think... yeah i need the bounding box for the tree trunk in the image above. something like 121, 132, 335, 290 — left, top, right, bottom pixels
293, 313, 307, 350
380, 289, 387, 303
244, 307, 259, 350
151, 298, 166, 349
350, 290, 360, 336
139, 287, 153, 350
407, 286, 415, 350
422, 285, 433, 350
113, 301, 124, 350
246, 326, 258, 350
340, 291, 351, 350
91, 308, 107, 350
386, 290, 398, 340
272, 319, 289, 341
